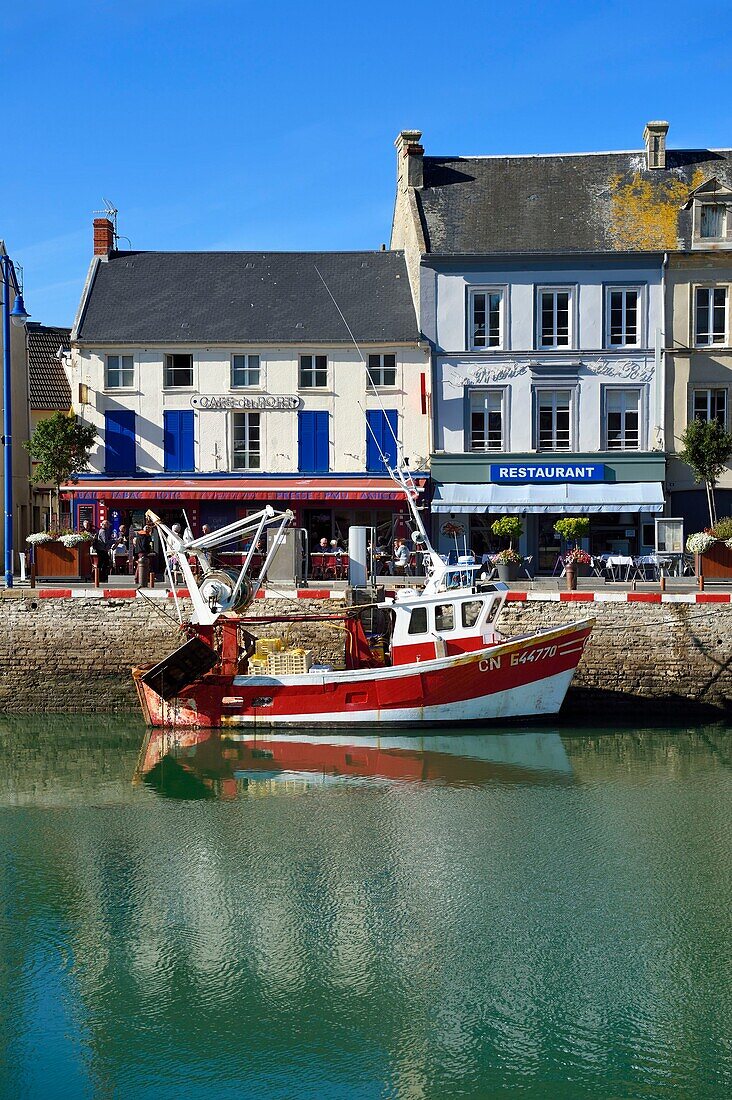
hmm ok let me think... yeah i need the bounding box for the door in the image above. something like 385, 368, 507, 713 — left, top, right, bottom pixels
298, 411, 329, 473
104, 410, 136, 473
366, 409, 398, 472
163, 410, 195, 472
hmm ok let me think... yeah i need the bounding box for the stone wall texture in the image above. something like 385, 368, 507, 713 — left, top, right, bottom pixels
0, 595, 729, 717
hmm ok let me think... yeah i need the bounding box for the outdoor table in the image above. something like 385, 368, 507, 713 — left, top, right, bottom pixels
605, 555, 634, 581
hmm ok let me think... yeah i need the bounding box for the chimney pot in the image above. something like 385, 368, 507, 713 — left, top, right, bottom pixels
643, 121, 669, 169
93, 217, 115, 257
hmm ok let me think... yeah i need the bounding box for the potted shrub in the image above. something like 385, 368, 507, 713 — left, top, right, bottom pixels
490, 516, 523, 580
554, 517, 591, 577
687, 522, 732, 579
491, 547, 523, 584
562, 547, 592, 591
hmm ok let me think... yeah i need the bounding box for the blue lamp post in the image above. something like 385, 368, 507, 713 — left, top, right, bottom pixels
1, 252, 30, 588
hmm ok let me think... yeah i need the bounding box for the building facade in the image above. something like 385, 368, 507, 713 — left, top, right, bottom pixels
65, 224, 430, 546
0, 240, 32, 563
391, 124, 732, 563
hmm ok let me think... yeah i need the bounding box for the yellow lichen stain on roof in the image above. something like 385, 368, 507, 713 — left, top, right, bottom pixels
608, 170, 706, 250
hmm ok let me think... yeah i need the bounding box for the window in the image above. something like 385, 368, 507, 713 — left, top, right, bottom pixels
435, 604, 455, 632
469, 288, 504, 349
299, 354, 328, 388
164, 353, 193, 388
298, 411, 329, 473
695, 287, 728, 345
163, 410, 195, 471
105, 354, 134, 389
367, 354, 396, 387
232, 412, 261, 470
537, 389, 572, 450
231, 354, 260, 387
469, 390, 504, 451
693, 388, 728, 428
408, 607, 428, 635
700, 204, 727, 239
607, 287, 641, 347
605, 388, 640, 450
538, 288, 572, 348
366, 409, 398, 472
104, 410, 136, 473
461, 600, 483, 628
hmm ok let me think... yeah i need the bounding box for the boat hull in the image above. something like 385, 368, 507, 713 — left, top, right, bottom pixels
134, 619, 594, 729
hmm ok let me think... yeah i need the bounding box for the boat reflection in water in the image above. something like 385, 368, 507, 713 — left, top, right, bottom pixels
136, 726, 574, 798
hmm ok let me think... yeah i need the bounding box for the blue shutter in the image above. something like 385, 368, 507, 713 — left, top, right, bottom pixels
104, 410, 136, 473
164, 410, 195, 472
299, 411, 329, 473
366, 410, 398, 472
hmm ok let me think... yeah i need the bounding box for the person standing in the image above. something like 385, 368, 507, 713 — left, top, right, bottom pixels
93, 520, 114, 583
133, 524, 154, 588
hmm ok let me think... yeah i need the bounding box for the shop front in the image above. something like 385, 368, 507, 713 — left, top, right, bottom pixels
431, 453, 666, 572
62, 473, 427, 553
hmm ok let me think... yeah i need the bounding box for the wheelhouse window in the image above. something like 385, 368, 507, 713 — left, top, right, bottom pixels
469, 288, 504, 349
538, 288, 572, 349
461, 600, 483, 628
408, 607, 428, 635
469, 389, 504, 451
607, 287, 641, 347
434, 604, 455, 631
105, 354, 134, 389
605, 388, 641, 450
367, 354, 396, 388
537, 389, 572, 450
693, 388, 728, 428
231, 354, 260, 388
299, 354, 328, 388
164, 353, 193, 388
232, 412, 261, 470
694, 287, 728, 346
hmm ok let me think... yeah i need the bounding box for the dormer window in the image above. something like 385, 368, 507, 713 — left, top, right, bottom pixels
688, 178, 732, 247
700, 204, 727, 240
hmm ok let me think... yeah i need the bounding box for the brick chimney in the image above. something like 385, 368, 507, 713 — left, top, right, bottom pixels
395, 129, 424, 190
643, 121, 669, 169
93, 217, 115, 256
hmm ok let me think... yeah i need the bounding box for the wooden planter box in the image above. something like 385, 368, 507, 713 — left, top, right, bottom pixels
698, 542, 732, 579
33, 542, 93, 581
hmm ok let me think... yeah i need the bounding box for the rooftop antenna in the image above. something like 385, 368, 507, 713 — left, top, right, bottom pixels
93, 200, 131, 248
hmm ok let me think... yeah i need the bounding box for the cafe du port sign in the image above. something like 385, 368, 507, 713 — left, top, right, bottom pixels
490, 463, 606, 483
191, 394, 300, 411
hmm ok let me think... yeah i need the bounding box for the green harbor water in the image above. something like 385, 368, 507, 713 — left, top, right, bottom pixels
0, 716, 730, 1099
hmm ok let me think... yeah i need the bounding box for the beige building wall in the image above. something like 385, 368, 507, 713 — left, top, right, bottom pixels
666, 255, 732, 516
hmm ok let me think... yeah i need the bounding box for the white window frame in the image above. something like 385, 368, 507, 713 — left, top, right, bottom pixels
367, 353, 397, 389
467, 388, 508, 452
163, 352, 195, 390
534, 386, 575, 451
605, 285, 644, 349
602, 386, 644, 451
694, 286, 729, 347
691, 386, 729, 429
468, 286, 506, 351
105, 353, 135, 391
231, 411, 262, 471
536, 286, 576, 350
693, 199, 732, 245
299, 353, 329, 389
231, 353, 262, 389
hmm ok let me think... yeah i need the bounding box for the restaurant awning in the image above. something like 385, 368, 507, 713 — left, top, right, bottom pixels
432, 481, 665, 514
61, 476, 423, 503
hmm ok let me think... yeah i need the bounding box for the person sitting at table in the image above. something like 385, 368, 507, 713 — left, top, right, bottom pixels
329, 538, 342, 556
391, 538, 411, 576
317, 537, 329, 551
373, 540, 390, 574
111, 524, 128, 574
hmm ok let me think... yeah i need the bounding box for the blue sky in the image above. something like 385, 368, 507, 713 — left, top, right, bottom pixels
3, 0, 730, 326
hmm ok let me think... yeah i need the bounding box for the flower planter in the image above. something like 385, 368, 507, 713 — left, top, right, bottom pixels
496, 562, 520, 583
697, 543, 732, 579
33, 542, 93, 581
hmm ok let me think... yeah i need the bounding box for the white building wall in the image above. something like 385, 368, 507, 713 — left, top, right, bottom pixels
69, 345, 431, 474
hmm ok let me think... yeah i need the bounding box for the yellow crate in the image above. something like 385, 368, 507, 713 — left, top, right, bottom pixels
266, 649, 313, 676
255, 637, 283, 658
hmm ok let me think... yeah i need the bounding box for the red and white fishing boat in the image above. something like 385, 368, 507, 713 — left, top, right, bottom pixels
133, 470, 594, 730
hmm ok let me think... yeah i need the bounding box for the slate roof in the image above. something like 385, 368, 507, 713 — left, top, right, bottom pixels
417, 148, 732, 254
26, 324, 72, 410
76, 251, 419, 344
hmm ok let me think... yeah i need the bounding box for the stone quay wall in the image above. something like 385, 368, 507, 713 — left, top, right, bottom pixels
0, 593, 729, 717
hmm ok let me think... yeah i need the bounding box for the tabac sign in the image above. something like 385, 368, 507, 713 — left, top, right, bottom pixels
191, 395, 300, 411
490, 463, 606, 483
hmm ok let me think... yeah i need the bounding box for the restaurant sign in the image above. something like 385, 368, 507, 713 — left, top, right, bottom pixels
191, 395, 300, 411
490, 463, 606, 483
